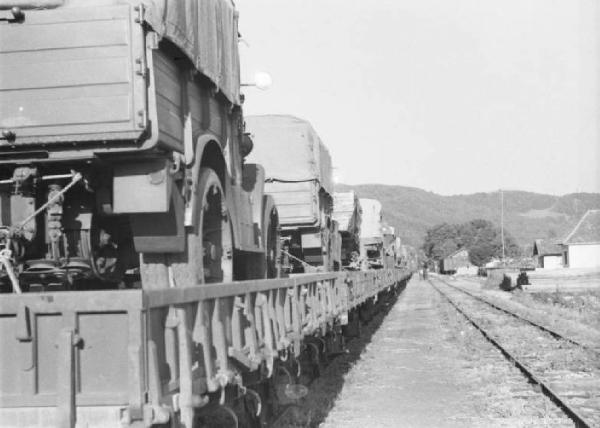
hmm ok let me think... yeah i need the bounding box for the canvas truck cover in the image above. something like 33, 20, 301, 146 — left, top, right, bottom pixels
333, 191, 361, 233
141, 0, 241, 105
245, 115, 334, 196
382, 224, 395, 238
0, 0, 239, 145
382, 223, 396, 249
359, 198, 383, 244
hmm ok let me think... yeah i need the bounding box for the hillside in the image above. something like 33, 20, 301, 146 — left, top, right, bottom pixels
336, 184, 600, 250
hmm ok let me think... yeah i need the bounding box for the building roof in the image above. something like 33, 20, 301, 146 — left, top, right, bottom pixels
444, 248, 469, 260
533, 239, 563, 256
563, 209, 600, 245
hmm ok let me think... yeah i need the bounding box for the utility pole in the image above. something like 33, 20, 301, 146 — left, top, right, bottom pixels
500, 189, 506, 262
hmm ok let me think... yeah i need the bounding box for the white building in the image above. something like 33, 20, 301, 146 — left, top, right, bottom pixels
562, 210, 600, 269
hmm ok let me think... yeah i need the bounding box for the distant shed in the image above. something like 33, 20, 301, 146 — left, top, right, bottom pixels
532, 239, 563, 269
562, 209, 600, 269
440, 248, 474, 274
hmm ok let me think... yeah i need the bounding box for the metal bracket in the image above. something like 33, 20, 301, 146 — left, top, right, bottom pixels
133, 4, 145, 24
56, 328, 76, 428
0, 7, 24, 23
135, 57, 147, 78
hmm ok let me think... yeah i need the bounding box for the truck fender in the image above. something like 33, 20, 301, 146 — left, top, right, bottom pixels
185, 133, 241, 250
262, 194, 280, 277
241, 163, 266, 236
186, 134, 223, 230
186, 133, 220, 167
261, 194, 277, 245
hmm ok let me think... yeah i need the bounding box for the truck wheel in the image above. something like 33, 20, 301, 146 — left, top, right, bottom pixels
263, 196, 280, 278
172, 168, 233, 285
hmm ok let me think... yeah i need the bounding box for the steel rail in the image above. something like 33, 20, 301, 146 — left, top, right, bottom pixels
434, 276, 598, 354
429, 278, 593, 428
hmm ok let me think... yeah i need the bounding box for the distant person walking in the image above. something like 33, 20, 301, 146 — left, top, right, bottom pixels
422, 262, 428, 280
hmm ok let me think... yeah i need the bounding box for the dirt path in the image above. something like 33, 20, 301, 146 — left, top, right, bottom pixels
320, 278, 572, 427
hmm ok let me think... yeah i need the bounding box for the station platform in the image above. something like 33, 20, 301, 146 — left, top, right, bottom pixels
321, 278, 480, 427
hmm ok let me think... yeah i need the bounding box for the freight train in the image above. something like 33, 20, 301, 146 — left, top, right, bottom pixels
0, 1, 411, 427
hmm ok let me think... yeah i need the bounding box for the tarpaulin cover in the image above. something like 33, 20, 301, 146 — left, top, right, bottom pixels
333, 191, 361, 232
245, 115, 334, 196
359, 198, 383, 241
141, 0, 241, 105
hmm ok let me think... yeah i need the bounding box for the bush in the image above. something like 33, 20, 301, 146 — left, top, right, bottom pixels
498, 274, 512, 291
516, 271, 529, 286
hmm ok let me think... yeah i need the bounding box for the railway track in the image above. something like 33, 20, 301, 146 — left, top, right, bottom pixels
429, 276, 600, 428
439, 277, 599, 353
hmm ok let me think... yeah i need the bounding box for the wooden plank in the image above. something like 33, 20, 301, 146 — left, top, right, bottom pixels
0, 4, 145, 144
0, 19, 128, 53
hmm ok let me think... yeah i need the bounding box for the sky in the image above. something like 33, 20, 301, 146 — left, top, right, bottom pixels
237, 0, 600, 196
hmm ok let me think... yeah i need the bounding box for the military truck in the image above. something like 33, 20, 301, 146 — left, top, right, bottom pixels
382, 224, 397, 269
359, 198, 384, 269
0, 0, 280, 291
245, 115, 338, 272
333, 191, 362, 268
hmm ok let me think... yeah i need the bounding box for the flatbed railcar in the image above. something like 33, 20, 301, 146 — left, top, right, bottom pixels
0, 269, 411, 427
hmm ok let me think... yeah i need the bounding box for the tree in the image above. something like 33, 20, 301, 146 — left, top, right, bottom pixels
422, 223, 460, 261
462, 219, 520, 266
422, 219, 520, 266
469, 240, 495, 266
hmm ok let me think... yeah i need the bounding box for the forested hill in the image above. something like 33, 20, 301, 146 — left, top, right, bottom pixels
336, 184, 600, 250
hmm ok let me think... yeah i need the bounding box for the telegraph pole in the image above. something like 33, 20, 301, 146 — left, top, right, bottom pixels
500, 189, 506, 262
